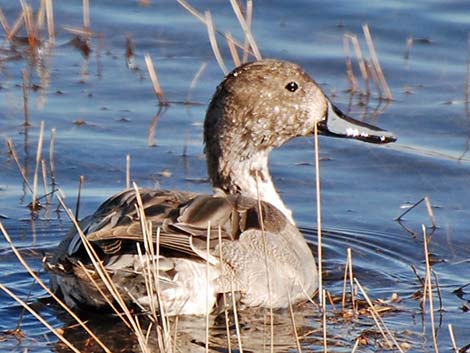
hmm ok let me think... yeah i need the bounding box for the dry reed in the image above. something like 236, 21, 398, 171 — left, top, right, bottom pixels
225, 32, 241, 67
32, 121, 45, 212
205, 11, 228, 75
0, 223, 112, 352
229, 0, 261, 60
422, 225, 439, 353
144, 54, 170, 106
314, 116, 323, 306
45, 0, 54, 42
362, 24, 392, 100
354, 278, 404, 352
126, 154, 131, 189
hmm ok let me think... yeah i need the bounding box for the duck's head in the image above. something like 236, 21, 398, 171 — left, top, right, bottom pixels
204, 59, 396, 212
205, 60, 395, 158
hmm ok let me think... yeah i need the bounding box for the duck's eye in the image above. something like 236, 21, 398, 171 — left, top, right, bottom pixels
285, 81, 298, 92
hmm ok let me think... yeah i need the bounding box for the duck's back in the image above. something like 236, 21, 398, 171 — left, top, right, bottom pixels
47, 188, 317, 315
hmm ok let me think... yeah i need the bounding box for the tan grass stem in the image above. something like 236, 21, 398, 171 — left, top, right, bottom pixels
7, 10, 25, 41
321, 289, 327, 353
0, 283, 81, 353
49, 128, 57, 186
205, 11, 228, 75
126, 154, 131, 189
82, 0, 90, 30
343, 35, 357, 93
448, 324, 458, 352
423, 225, 439, 353
362, 24, 392, 100
287, 291, 302, 353
144, 54, 170, 106
242, 0, 253, 63
205, 221, 211, 353
186, 62, 207, 104
354, 278, 404, 352
6, 138, 33, 194
32, 121, 45, 212
229, 0, 261, 60
45, 0, 54, 43
255, 170, 274, 353
0, 8, 10, 35
0, 222, 111, 352
314, 117, 323, 305
225, 32, 241, 67
217, 226, 233, 353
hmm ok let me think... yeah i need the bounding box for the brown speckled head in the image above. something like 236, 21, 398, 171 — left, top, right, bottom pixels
203, 59, 395, 220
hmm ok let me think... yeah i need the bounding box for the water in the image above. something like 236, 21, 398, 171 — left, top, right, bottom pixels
1, 0, 470, 352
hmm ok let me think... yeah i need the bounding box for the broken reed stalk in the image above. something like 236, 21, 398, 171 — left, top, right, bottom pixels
75, 175, 84, 220
45, 0, 54, 43
225, 32, 241, 67
6, 138, 33, 194
314, 118, 324, 305
448, 324, 458, 352
230, 279, 244, 353
341, 247, 356, 313
322, 289, 327, 353
7, 10, 25, 41
49, 128, 57, 186
424, 196, 436, 228
343, 35, 357, 93
20, 0, 37, 47
186, 62, 208, 104
205, 11, 228, 75
32, 121, 45, 212
286, 291, 302, 353
0, 283, 81, 353
82, 0, 90, 30
126, 154, 131, 189
362, 24, 392, 100
354, 278, 404, 353
242, 0, 253, 63
144, 54, 169, 106
22, 69, 30, 127
346, 33, 370, 95
0, 222, 111, 352
175, 0, 256, 58
217, 226, 233, 353
229, 0, 261, 60
255, 171, 274, 353
423, 225, 439, 353
147, 108, 163, 147
36, 0, 46, 32
205, 221, 211, 353
41, 160, 49, 203
0, 9, 10, 35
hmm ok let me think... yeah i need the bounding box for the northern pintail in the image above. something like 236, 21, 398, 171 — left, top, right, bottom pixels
46, 59, 396, 316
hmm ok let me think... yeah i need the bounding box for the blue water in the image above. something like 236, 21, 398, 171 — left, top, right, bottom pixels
1, 0, 470, 352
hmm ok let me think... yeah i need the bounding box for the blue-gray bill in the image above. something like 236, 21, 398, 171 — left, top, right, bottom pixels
317, 101, 397, 144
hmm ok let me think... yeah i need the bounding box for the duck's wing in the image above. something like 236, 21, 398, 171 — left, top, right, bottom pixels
59, 188, 288, 263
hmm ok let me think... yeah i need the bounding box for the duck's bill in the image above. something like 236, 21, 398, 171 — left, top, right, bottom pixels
317, 101, 396, 144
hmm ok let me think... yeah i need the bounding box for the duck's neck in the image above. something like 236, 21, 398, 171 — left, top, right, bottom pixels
207, 147, 295, 224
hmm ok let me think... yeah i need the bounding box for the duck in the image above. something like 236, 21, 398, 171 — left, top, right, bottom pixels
46, 59, 396, 316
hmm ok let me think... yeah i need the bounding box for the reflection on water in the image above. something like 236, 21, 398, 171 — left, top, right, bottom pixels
1, 0, 470, 352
